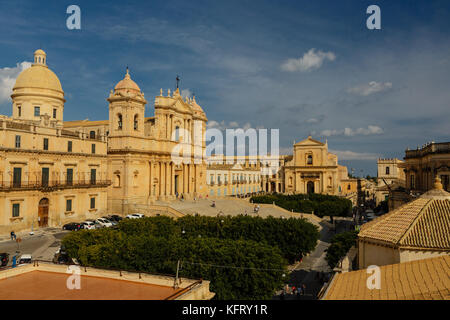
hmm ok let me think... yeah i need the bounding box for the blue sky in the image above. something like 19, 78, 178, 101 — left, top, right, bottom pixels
1, 0, 450, 176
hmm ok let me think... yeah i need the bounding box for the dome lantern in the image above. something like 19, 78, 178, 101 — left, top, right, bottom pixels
33, 49, 47, 66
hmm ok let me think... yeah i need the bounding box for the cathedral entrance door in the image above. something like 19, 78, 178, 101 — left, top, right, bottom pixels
175, 175, 179, 196
307, 181, 315, 194
38, 198, 49, 227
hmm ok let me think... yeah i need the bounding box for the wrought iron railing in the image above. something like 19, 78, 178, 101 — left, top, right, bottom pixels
0, 180, 111, 191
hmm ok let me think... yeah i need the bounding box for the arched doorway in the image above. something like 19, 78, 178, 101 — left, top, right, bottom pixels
38, 198, 49, 227
307, 181, 315, 194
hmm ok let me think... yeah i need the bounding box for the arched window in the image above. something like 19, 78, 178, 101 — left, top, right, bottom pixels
385, 166, 390, 175
175, 126, 180, 141
347, 184, 351, 190
307, 155, 313, 165
134, 115, 138, 130
118, 114, 123, 130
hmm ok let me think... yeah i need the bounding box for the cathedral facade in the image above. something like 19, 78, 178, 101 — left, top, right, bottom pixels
0, 49, 208, 234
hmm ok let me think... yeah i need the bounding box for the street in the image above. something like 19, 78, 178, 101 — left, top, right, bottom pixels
0, 228, 69, 266
274, 217, 353, 300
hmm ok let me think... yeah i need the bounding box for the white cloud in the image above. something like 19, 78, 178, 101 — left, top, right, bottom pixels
207, 120, 254, 131
329, 149, 381, 160
320, 125, 384, 137
0, 61, 31, 104
347, 81, 392, 96
181, 89, 192, 98
281, 48, 336, 72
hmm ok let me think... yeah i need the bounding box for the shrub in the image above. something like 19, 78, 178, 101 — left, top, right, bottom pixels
63, 228, 287, 300
325, 231, 358, 269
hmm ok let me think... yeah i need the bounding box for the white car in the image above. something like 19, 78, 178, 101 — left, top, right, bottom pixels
18, 254, 32, 264
95, 218, 113, 228
126, 213, 145, 219
81, 221, 96, 230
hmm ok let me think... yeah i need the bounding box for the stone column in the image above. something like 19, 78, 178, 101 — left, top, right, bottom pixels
166, 162, 171, 196
162, 162, 167, 196
157, 162, 162, 196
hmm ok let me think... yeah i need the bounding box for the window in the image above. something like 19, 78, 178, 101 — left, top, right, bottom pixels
210, 175, 214, 184
66, 168, 73, 186
13, 168, 21, 188
218, 175, 221, 184
411, 174, 415, 189
90, 169, 96, 185
90, 131, 95, 139
12, 203, 20, 217
347, 184, 351, 190
118, 114, 123, 130
17, 106, 21, 117
134, 115, 138, 130
53, 108, 57, 119
385, 167, 390, 175
175, 126, 180, 141
34, 106, 40, 117
307, 155, 313, 165
68, 141, 72, 152
42, 168, 49, 187
114, 174, 120, 187
90, 197, 96, 209
66, 199, 72, 212
43, 138, 49, 151
15, 135, 21, 148
91, 144, 96, 154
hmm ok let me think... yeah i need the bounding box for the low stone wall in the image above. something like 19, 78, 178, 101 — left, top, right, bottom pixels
0, 262, 213, 300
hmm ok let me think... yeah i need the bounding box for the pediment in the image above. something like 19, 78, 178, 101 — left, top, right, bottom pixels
294, 136, 325, 147
231, 163, 243, 170
173, 98, 193, 114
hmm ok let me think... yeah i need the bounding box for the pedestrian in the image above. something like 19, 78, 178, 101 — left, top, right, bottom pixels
302, 283, 306, 295
292, 286, 296, 295
10, 231, 16, 241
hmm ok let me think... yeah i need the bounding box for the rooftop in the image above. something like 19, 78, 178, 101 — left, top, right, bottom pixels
322, 255, 450, 300
359, 178, 450, 250
0, 262, 214, 300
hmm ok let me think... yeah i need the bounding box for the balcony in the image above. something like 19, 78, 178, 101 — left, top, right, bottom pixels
0, 180, 111, 191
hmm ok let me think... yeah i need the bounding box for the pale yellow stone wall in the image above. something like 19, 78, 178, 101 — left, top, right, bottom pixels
0, 120, 109, 234
358, 239, 449, 269
358, 240, 401, 268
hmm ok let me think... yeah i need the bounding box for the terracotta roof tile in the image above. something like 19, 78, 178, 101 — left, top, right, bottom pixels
324, 255, 450, 300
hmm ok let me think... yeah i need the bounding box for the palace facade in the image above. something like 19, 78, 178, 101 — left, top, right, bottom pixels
0, 50, 109, 234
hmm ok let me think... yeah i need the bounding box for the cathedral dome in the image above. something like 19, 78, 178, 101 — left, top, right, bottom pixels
114, 68, 141, 93
13, 49, 63, 94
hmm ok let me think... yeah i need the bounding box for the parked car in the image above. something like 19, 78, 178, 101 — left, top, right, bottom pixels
80, 221, 96, 230
18, 254, 32, 264
104, 215, 123, 222
0, 253, 9, 267
95, 218, 113, 228
85, 219, 102, 229
103, 217, 118, 226
62, 222, 81, 231
126, 213, 145, 219
365, 210, 376, 222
